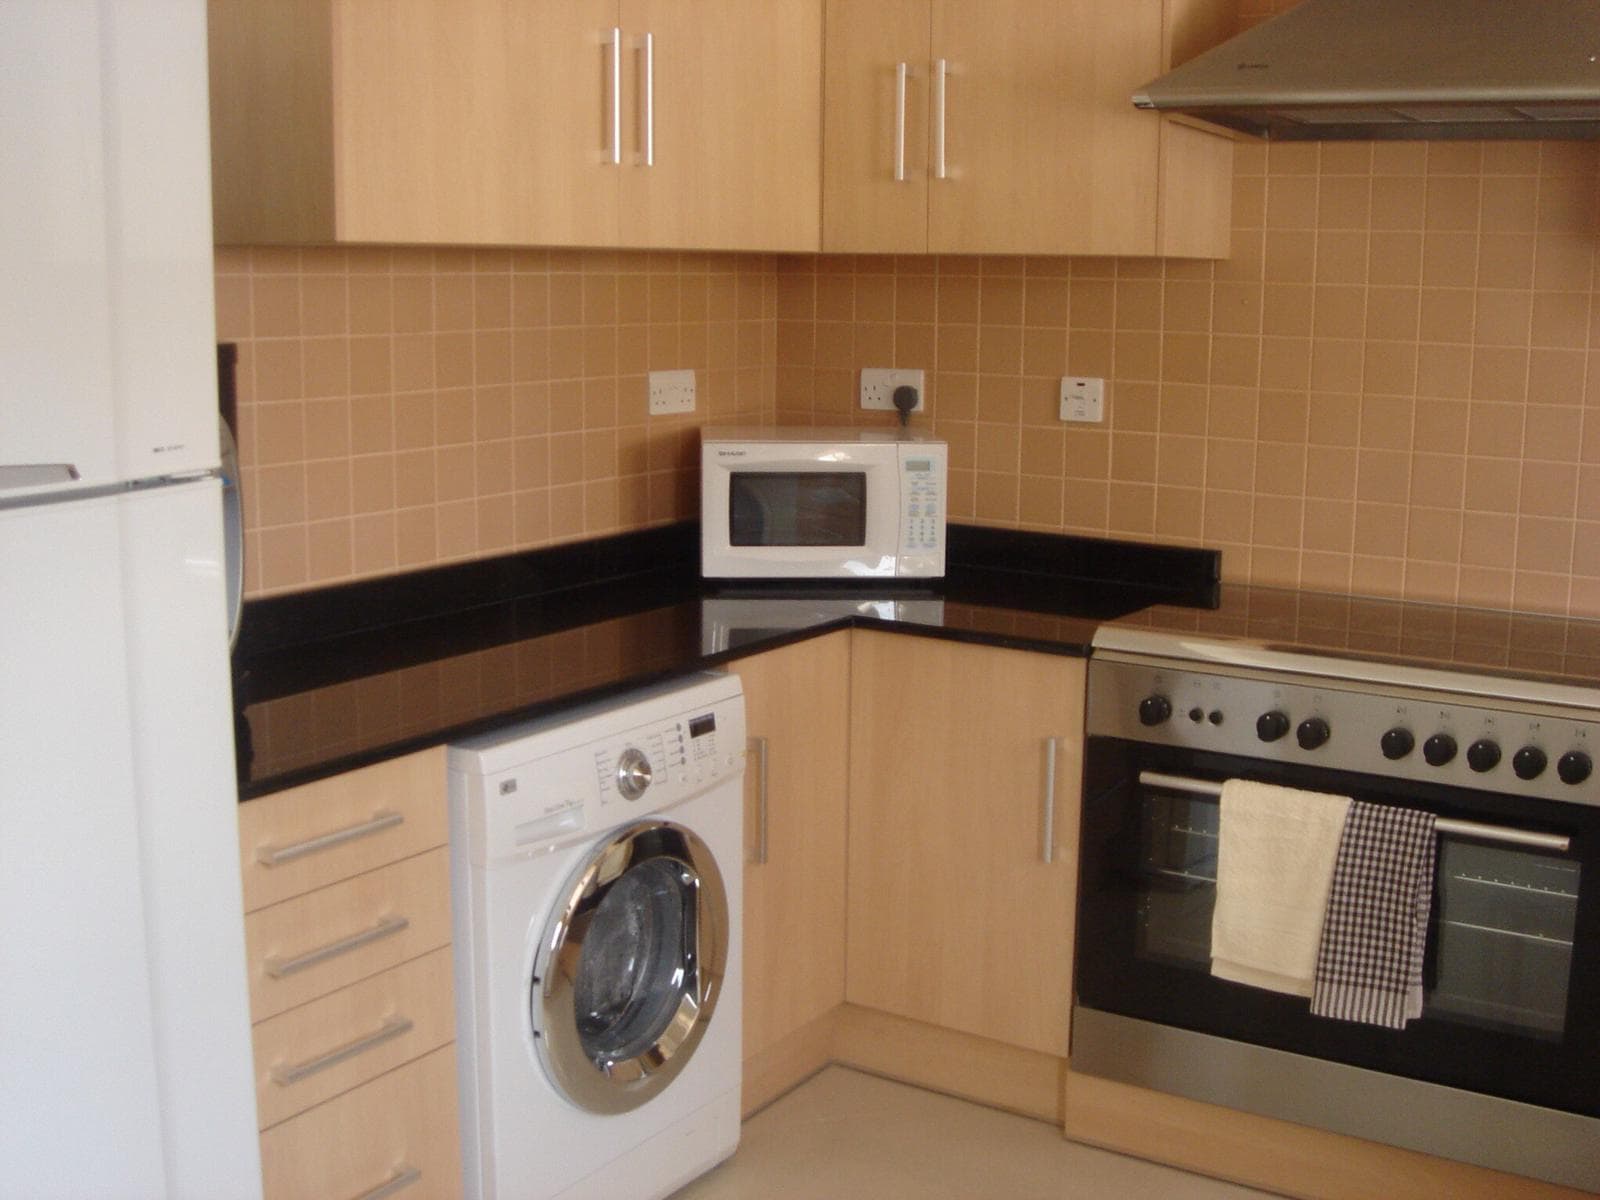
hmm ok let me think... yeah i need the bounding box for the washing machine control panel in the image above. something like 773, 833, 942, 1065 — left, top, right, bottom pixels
450, 674, 746, 864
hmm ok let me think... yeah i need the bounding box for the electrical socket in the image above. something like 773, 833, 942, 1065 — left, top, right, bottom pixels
648, 369, 696, 415
859, 368, 925, 412
1059, 376, 1105, 423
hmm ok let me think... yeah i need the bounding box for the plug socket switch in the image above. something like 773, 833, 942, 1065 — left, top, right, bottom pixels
1059, 377, 1104, 423
648, 369, 696, 415
860, 368, 925, 412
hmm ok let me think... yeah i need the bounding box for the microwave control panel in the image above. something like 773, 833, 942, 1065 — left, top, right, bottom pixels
897, 446, 947, 576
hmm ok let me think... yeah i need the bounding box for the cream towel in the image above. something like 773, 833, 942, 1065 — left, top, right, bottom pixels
1211, 779, 1352, 997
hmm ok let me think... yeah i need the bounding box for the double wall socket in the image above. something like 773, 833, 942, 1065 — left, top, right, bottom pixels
860, 368, 925, 412
1059, 376, 1105, 423
648, 369, 696, 415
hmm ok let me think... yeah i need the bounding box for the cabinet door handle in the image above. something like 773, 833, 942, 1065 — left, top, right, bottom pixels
255, 810, 403, 867
270, 1015, 414, 1086
750, 736, 770, 865
933, 58, 948, 180
350, 1164, 421, 1200
894, 61, 909, 182
1041, 736, 1061, 864
264, 914, 410, 979
642, 32, 655, 166
607, 27, 623, 165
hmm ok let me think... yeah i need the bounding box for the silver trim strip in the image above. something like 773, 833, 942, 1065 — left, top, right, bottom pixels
1071, 1006, 1600, 1193
1137, 770, 1572, 853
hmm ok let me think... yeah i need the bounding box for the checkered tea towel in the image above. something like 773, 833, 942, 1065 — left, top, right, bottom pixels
1310, 801, 1437, 1029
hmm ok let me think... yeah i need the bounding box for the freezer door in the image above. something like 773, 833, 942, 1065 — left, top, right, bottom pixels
0, 482, 261, 1198
0, 0, 218, 499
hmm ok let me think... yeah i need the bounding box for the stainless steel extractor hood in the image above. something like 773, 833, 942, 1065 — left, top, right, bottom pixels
1135, 0, 1600, 140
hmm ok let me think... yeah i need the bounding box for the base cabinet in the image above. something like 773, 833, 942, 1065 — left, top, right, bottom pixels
236, 747, 460, 1200
844, 631, 1085, 1057
732, 632, 852, 1076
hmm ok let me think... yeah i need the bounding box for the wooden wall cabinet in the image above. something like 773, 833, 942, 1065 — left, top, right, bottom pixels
845, 631, 1085, 1057
731, 633, 852, 1080
821, 0, 1236, 257
207, 0, 821, 251
236, 746, 461, 1200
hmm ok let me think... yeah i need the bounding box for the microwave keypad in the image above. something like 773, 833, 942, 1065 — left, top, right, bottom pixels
904, 462, 942, 551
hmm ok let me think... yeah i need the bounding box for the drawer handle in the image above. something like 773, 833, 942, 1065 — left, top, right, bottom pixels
751, 736, 770, 865
1041, 736, 1062, 864
348, 1164, 421, 1200
264, 915, 410, 979
270, 1015, 414, 1086
255, 810, 404, 867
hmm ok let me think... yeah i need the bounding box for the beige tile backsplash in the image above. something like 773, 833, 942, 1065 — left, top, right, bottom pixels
219, 129, 1600, 620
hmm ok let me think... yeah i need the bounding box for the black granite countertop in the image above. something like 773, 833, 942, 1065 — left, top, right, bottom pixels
231, 523, 1221, 799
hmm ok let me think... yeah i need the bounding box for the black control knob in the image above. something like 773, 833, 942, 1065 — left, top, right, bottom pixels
1296, 717, 1331, 751
1380, 728, 1415, 760
1138, 695, 1173, 727
1188, 707, 1205, 723
1423, 733, 1458, 767
1557, 750, 1593, 786
1466, 739, 1502, 773
1256, 711, 1291, 742
1513, 746, 1548, 780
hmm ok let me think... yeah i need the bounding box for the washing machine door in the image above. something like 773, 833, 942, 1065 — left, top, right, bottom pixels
532, 819, 729, 1114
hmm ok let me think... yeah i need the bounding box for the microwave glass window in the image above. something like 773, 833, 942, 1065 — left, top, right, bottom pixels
728, 472, 867, 547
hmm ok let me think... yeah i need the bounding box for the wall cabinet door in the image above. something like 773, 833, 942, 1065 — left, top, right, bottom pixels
821, 0, 1234, 257
208, 0, 820, 250
845, 630, 1084, 1056
732, 632, 851, 1065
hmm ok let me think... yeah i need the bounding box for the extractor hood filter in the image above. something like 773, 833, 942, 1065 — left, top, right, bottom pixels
1135, 0, 1600, 140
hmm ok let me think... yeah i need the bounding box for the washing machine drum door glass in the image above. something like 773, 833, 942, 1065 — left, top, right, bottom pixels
533, 820, 728, 1114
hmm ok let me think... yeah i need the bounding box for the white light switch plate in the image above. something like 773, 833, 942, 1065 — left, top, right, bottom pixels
1059, 376, 1105, 423
649, 369, 696, 415
860, 368, 925, 412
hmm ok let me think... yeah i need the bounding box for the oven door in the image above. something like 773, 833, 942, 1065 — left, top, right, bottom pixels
1074, 737, 1600, 1183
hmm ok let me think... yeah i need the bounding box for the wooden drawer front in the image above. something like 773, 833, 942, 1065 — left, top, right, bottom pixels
245, 848, 451, 1022
239, 747, 447, 913
260, 1044, 462, 1200
252, 946, 456, 1129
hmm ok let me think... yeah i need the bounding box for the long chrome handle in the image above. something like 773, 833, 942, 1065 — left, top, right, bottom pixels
751, 736, 770, 865
933, 58, 948, 180
1137, 771, 1572, 853
264, 915, 410, 979
894, 61, 908, 182
1042, 737, 1061, 864
607, 27, 622, 165
642, 32, 655, 166
255, 810, 403, 867
270, 1015, 413, 1086
350, 1165, 421, 1200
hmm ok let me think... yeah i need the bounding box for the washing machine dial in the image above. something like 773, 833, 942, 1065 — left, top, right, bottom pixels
616, 747, 654, 800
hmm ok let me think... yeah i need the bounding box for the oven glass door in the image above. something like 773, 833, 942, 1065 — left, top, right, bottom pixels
1077, 738, 1600, 1118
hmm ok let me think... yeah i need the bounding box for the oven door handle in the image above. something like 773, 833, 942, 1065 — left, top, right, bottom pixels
1138, 771, 1572, 854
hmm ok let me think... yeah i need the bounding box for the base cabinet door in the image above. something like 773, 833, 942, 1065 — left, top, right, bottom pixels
732, 631, 851, 1065
845, 630, 1084, 1056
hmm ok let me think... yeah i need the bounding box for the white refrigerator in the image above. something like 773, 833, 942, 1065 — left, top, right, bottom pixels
0, 3, 262, 1197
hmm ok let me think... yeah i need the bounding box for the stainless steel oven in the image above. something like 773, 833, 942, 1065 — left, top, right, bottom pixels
1073, 597, 1600, 1193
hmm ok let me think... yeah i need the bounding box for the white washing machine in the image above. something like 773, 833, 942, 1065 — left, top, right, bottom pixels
448, 672, 745, 1200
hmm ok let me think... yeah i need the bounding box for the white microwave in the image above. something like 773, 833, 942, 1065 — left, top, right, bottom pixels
700, 427, 947, 579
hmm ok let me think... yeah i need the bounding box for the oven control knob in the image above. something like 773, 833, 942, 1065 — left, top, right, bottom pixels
1138, 695, 1173, 726
1296, 717, 1331, 751
615, 747, 654, 800
1423, 733, 1457, 767
1256, 711, 1291, 742
1513, 746, 1548, 780
1557, 750, 1593, 786
1466, 739, 1502, 773
1380, 728, 1414, 760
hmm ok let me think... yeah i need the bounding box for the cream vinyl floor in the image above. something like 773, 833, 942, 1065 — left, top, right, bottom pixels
672, 1067, 1282, 1200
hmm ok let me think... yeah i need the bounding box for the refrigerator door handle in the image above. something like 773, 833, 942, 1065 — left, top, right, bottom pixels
0, 464, 81, 492
220, 418, 244, 647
